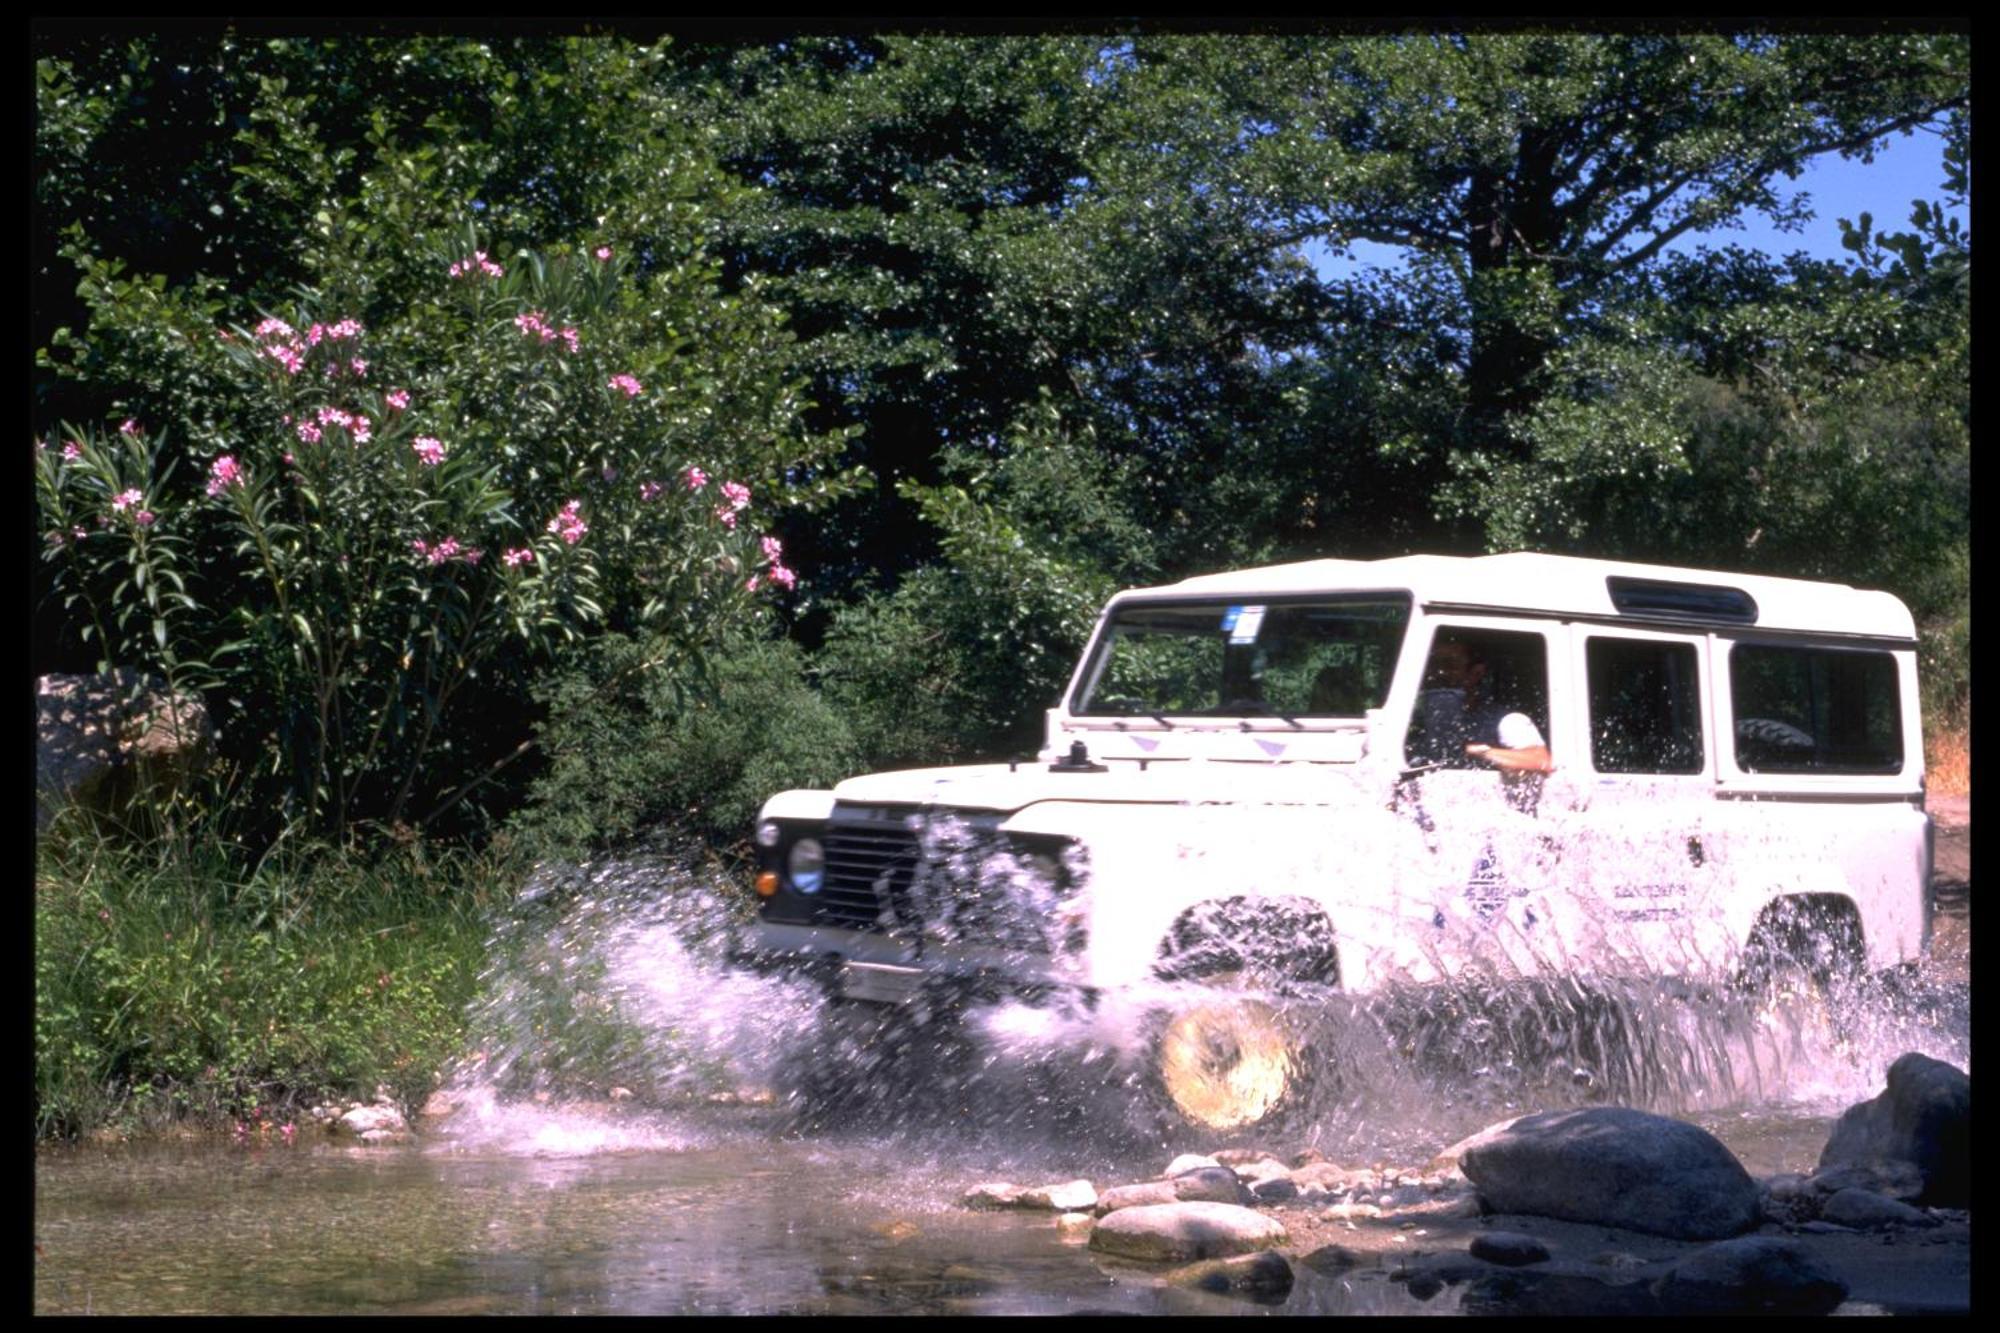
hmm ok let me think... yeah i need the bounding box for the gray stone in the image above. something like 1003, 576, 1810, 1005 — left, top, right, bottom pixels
1169, 1165, 1250, 1204
1298, 1243, 1364, 1273
1819, 1187, 1939, 1230
1460, 1106, 1760, 1239
1096, 1181, 1180, 1214
1163, 1152, 1220, 1178
1249, 1175, 1299, 1203
1461, 1267, 1659, 1316
1819, 1052, 1970, 1207
1428, 1114, 1527, 1175
1809, 1158, 1925, 1200
1054, 1212, 1094, 1242
962, 1179, 1097, 1212
335, 1104, 411, 1144
1652, 1236, 1848, 1315
36, 671, 213, 826
1469, 1230, 1552, 1266
1161, 1250, 1294, 1297
1088, 1202, 1288, 1263
1290, 1161, 1353, 1192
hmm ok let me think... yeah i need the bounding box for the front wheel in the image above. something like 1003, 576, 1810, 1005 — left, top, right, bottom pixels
1156, 992, 1303, 1132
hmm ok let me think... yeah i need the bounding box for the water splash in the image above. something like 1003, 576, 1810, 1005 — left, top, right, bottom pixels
431, 815, 1966, 1168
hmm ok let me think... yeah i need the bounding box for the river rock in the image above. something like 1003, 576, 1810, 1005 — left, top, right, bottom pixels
1818, 1053, 1970, 1207
1054, 1212, 1095, 1242
1809, 1158, 1925, 1201
36, 671, 213, 826
1469, 1230, 1551, 1266
1249, 1176, 1299, 1203
1459, 1106, 1760, 1239
1163, 1153, 1220, 1178
1819, 1187, 1939, 1230
1652, 1237, 1848, 1315
1088, 1202, 1287, 1263
1460, 1266, 1660, 1317
1290, 1161, 1354, 1193
1096, 1181, 1180, 1214
335, 1103, 411, 1145
961, 1179, 1096, 1212
1170, 1165, 1250, 1204
1161, 1250, 1294, 1297
1428, 1114, 1526, 1175
1298, 1243, 1364, 1272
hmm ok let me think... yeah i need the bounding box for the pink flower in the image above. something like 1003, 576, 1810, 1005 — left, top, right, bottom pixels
411, 538, 429, 557
449, 250, 505, 279
560, 327, 580, 353
760, 534, 783, 563
306, 323, 325, 346
463, 547, 483, 566
714, 505, 739, 530
351, 416, 373, 444
502, 546, 535, 567
745, 573, 762, 592
349, 357, 368, 377
112, 488, 142, 512
721, 480, 751, 510
206, 455, 245, 496
769, 564, 798, 590
316, 406, 354, 429
386, 388, 410, 412
608, 374, 644, 398
265, 343, 305, 375
325, 318, 363, 340
136, 510, 156, 527
119, 419, 140, 437
684, 466, 709, 491
514, 311, 551, 340
426, 536, 461, 566
412, 436, 446, 467
639, 480, 663, 501
595, 246, 613, 261
296, 421, 323, 444
546, 500, 588, 544
61, 441, 82, 462
254, 317, 295, 340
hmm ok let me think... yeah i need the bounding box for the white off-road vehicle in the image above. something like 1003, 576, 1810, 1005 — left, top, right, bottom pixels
739, 553, 1932, 1129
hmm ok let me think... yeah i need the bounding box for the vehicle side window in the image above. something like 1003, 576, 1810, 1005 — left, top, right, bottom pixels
1586, 636, 1704, 774
1730, 644, 1902, 773
1404, 628, 1551, 768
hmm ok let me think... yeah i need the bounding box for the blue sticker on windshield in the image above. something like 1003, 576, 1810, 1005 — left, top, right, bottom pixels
1221, 606, 1243, 632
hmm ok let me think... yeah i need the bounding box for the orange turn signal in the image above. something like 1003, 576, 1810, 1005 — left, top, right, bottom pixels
755, 871, 780, 897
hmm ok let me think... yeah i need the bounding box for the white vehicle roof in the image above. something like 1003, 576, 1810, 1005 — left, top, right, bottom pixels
1113, 552, 1915, 641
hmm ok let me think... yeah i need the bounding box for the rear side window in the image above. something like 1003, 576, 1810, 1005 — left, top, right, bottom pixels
1586, 636, 1704, 774
1730, 645, 1903, 773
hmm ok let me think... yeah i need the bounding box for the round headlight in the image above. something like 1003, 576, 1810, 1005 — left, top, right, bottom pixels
787, 837, 825, 894
755, 820, 782, 848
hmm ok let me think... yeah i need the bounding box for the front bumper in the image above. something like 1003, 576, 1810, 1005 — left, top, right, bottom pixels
731, 918, 1088, 1010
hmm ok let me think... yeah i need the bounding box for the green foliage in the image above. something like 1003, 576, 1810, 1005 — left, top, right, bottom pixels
512, 630, 864, 859
38, 36, 853, 845
34, 817, 499, 1139
818, 400, 1141, 764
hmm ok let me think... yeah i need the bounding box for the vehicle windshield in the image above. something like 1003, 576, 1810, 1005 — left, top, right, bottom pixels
1071, 596, 1412, 718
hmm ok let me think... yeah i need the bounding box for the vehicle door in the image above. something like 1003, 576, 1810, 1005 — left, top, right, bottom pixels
1557, 626, 1721, 977
1389, 617, 1567, 982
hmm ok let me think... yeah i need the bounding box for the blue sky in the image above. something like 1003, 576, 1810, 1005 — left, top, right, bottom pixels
1312, 125, 1966, 280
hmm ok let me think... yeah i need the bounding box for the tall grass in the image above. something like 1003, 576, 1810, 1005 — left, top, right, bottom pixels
1927, 718, 1971, 797
34, 806, 510, 1141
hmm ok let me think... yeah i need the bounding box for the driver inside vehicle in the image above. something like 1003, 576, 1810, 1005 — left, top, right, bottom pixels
1412, 636, 1554, 774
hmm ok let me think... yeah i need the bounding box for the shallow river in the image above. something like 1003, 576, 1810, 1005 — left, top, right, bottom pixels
34, 847, 1969, 1316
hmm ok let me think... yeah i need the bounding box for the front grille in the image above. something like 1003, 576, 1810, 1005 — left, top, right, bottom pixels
818, 823, 922, 930
807, 813, 1073, 953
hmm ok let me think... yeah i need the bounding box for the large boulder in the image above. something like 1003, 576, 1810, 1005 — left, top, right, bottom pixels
1818, 1052, 1970, 1207
1652, 1237, 1847, 1315
36, 672, 212, 826
1460, 1106, 1760, 1239
1088, 1202, 1287, 1263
